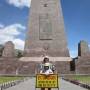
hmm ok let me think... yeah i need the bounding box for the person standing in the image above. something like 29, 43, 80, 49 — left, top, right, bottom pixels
40, 56, 55, 74
39, 56, 55, 90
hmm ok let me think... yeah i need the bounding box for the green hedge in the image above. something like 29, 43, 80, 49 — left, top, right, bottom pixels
0, 76, 24, 84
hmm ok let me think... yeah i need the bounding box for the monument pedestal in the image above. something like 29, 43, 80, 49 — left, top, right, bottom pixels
19, 57, 72, 62
76, 56, 90, 74
19, 57, 72, 74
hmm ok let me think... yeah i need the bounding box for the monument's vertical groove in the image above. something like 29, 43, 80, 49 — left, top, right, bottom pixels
24, 0, 69, 57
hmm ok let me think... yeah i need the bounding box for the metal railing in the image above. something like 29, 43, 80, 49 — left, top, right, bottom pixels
0, 77, 29, 90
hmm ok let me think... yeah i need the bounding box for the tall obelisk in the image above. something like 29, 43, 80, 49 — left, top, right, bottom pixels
24, 0, 69, 57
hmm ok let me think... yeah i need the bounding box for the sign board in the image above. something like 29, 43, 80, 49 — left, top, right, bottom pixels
36, 74, 58, 88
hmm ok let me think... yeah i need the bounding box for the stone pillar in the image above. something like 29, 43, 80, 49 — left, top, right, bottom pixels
76, 40, 90, 74
2, 41, 15, 57
78, 40, 90, 57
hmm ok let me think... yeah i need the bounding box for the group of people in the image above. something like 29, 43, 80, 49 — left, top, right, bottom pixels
39, 56, 55, 75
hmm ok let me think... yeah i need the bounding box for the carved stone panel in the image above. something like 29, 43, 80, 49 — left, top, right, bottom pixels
39, 14, 52, 40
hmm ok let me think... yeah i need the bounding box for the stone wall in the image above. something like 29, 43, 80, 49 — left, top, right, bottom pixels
76, 40, 90, 74
0, 58, 71, 75
78, 40, 90, 57
0, 58, 18, 75
75, 56, 90, 74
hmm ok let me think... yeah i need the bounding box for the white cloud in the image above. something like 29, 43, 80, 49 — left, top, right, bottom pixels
0, 23, 26, 50
7, 0, 31, 8
0, 24, 4, 28
89, 44, 90, 47
13, 39, 25, 50
89, 44, 90, 50
0, 24, 26, 36
70, 50, 77, 58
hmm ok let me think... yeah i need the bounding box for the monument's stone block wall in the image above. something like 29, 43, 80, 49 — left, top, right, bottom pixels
75, 56, 90, 74
54, 61, 71, 74
0, 58, 19, 75
24, 0, 69, 57
2, 41, 15, 57
76, 40, 90, 74
18, 61, 38, 75
0, 58, 37, 75
18, 61, 71, 75
0, 57, 71, 75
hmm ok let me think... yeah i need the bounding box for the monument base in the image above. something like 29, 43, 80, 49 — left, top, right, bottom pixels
19, 57, 72, 74
0, 57, 72, 75
19, 57, 72, 62
0, 58, 19, 75
76, 56, 90, 74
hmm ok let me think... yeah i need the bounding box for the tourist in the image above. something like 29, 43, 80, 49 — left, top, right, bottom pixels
40, 56, 55, 75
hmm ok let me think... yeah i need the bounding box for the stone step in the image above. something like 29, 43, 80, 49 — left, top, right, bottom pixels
19, 57, 72, 62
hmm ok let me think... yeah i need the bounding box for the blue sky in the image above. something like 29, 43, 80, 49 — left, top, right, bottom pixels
0, 0, 90, 57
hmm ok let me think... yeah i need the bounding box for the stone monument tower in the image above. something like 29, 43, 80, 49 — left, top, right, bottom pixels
24, 0, 69, 57
21, 0, 71, 74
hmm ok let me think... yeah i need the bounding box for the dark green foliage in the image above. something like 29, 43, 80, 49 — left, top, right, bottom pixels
15, 49, 23, 58
0, 44, 4, 57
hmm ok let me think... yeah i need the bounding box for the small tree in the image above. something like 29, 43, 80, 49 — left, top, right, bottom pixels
15, 49, 23, 58
17, 50, 23, 58
0, 44, 4, 57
